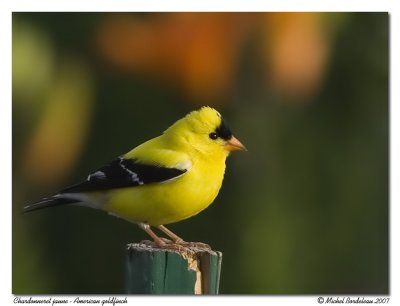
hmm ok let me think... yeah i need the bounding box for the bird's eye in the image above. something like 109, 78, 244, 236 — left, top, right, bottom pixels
209, 132, 218, 140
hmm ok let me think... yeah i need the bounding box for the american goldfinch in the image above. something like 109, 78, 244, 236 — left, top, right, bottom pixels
25, 106, 246, 247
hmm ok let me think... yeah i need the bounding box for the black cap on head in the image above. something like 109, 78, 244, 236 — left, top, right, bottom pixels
215, 118, 232, 141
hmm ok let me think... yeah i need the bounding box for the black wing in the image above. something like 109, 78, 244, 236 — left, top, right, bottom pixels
60, 157, 187, 193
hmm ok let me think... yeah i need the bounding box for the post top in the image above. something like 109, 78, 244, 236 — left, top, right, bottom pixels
126, 241, 222, 257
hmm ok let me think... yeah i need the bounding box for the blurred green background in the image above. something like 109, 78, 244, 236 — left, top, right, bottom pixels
12, 12, 388, 294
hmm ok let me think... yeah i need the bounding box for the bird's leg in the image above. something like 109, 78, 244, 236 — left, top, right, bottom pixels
139, 224, 211, 251
138, 223, 166, 247
157, 225, 211, 250
157, 225, 185, 243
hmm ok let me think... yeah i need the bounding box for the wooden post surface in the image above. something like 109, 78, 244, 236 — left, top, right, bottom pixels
126, 243, 222, 294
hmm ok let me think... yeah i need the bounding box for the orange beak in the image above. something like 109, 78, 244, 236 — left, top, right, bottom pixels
225, 136, 247, 152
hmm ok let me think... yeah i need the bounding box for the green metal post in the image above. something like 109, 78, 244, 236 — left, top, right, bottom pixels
126, 243, 222, 294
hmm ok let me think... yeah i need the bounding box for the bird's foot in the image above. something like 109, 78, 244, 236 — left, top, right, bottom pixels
139, 238, 172, 248
139, 239, 190, 252
139, 239, 211, 252
176, 241, 211, 251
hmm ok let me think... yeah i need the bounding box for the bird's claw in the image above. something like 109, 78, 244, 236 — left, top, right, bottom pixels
175, 241, 211, 250
139, 239, 211, 251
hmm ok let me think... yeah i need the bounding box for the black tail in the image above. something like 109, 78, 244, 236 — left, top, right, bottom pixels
24, 196, 79, 213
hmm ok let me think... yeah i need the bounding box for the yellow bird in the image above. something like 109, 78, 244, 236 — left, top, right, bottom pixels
25, 106, 246, 247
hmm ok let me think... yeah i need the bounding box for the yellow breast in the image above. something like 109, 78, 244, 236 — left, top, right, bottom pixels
100, 158, 226, 226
